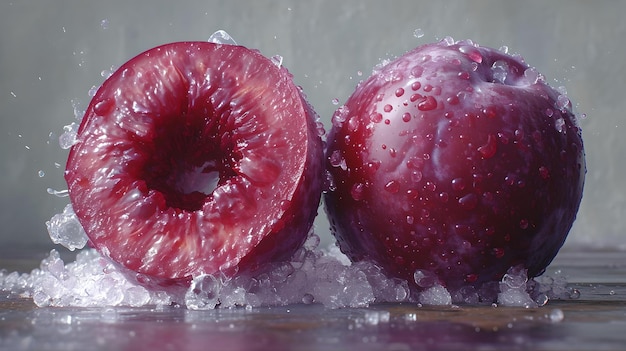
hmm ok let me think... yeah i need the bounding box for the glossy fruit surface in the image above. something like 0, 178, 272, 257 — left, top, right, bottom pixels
324, 38, 585, 290
65, 42, 324, 281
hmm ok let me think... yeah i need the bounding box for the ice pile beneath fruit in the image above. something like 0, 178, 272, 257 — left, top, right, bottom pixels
0, 205, 578, 309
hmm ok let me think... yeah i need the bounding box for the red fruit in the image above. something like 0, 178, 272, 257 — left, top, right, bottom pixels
65, 42, 324, 282
324, 39, 585, 291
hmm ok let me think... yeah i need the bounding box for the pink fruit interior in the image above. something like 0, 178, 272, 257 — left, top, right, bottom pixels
66, 42, 322, 281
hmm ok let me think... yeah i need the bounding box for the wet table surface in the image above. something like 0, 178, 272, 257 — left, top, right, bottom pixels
1, 249, 626, 351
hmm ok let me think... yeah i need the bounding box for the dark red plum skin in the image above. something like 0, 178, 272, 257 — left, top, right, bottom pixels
324, 39, 585, 291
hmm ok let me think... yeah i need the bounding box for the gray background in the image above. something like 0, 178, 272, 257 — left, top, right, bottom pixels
1, 1, 624, 253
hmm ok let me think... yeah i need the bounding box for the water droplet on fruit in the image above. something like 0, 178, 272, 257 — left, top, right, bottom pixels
439, 192, 449, 203
417, 96, 437, 111
383, 104, 393, 113
402, 112, 412, 122
350, 183, 365, 201
493, 247, 505, 258
366, 161, 381, 175
442, 36, 455, 46
406, 215, 415, 225
554, 117, 565, 133
370, 112, 383, 123
384, 180, 400, 193
523, 67, 540, 84
410, 93, 422, 102
424, 181, 436, 192
411, 171, 423, 183
459, 46, 483, 63
347, 116, 360, 132
411, 81, 421, 91
325, 169, 336, 192
457, 71, 470, 80
545, 108, 554, 117
94, 98, 114, 116
410, 66, 424, 78
466, 273, 479, 283
332, 105, 350, 127
458, 193, 478, 210
539, 166, 550, 179
477, 134, 497, 159
331, 98, 339, 105
395, 88, 405, 97
519, 219, 529, 229
556, 95, 570, 110
446, 95, 460, 106
208, 30, 238, 45
451, 178, 466, 191
315, 121, 326, 137
491, 60, 509, 83
329, 150, 347, 170
88, 85, 98, 97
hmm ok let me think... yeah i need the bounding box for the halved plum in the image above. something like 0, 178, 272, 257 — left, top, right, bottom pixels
65, 42, 324, 282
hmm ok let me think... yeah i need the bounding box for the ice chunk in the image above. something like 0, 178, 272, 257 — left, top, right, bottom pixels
185, 274, 222, 310
419, 285, 452, 305
208, 30, 238, 45
497, 265, 537, 308
45, 204, 88, 251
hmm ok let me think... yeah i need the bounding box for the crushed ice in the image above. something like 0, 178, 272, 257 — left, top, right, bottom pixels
1, 207, 580, 309
45, 204, 88, 251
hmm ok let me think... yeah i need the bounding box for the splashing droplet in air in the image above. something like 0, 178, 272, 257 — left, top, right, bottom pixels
47, 188, 69, 198
59, 123, 79, 149
413, 28, 425, 38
